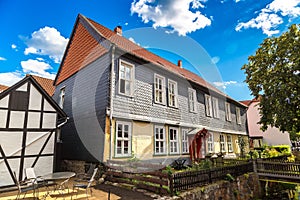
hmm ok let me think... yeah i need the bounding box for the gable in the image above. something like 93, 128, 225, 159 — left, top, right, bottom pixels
55, 20, 108, 85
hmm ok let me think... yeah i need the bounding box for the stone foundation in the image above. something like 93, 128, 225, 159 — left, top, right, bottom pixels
178, 173, 261, 200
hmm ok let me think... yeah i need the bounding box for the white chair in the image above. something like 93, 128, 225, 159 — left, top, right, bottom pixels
72, 168, 98, 199
13, 171, 39, 199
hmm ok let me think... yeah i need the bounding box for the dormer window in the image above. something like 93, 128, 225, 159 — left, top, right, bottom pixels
236, 107, 241, 124
188, 88, 197, 113
59, 87, 65, 108
225, 102, 232, 121
154, 74, 166, 104
205, 94, 212, 117
168, 80, 178, 108
119, 60, 134, 96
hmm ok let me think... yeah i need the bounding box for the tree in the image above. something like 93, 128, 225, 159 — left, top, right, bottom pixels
242, 24, 300, 133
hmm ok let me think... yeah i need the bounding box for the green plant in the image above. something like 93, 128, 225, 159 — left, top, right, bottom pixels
225, 173, 235, 182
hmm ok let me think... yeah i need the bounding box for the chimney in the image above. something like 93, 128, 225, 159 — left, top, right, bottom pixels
178, 60, 182, 68
114, 26, 122, 36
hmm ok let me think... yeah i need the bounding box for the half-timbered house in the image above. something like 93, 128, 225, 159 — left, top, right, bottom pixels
0, 75, 67, 187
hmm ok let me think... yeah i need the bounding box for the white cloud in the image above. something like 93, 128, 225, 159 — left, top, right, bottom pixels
11, 44, 17, 49
211, 56, 220, 64
235, 0, 300, 36
0, 72, 23, 86
24, 26, 69, 63
0, 57, 6, 61
131, 0, 211, 36
21, 59, 56, 79
213, 81, 237, 89
268, 0, 300, 17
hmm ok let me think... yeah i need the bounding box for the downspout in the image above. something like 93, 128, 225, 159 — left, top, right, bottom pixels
109, 45, 116, 160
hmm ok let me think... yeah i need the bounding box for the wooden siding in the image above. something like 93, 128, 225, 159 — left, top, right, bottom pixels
53, 54, 110, 162
112, 53, 246, 134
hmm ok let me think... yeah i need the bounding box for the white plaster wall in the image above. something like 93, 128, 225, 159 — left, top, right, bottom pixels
28, 86, 42, 110
16, 83, 27, 91
24, 156, 53, 177
0, 95, 9, 108
42, 113, 57, 129
25, 132, 55, 155
0, 110, 7, 128
9, 111, 25, 128
0, 158, 20, 187
27, 112, 41, 128
43, 100, 56, 112
0, 131, 23, 156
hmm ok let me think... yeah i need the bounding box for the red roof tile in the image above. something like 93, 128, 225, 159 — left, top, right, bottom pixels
0, 84, 8, 93
28, 74, 55, 96
55, 14, 245, 106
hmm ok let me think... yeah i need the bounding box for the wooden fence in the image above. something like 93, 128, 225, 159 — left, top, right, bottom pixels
256, 159, 300, 182
171, 162, 253, 193
105, 160, 253, 195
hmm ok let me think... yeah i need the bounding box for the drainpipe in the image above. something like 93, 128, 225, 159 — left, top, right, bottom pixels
109, 45, 116, 160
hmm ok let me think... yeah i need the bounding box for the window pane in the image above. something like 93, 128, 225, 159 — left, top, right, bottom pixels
120, 80, 125, 93
117, 124, 122, 137
125, 67, 131, 79
125, 81, 131, 94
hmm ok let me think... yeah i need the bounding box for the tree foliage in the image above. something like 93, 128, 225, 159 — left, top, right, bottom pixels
242, 24, 300, 133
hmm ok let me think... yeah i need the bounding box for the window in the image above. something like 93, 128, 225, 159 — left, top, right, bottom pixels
115, 121, 131, 157
188, 88, 197, 112
205, 94, 212, 117
220, 134, 226, 153
236, 107, 241, 124
212, 97, 219, 118
154, 125, 166, 155
225, 102, 231, 121
119, 60, 134, 96
207, 133, 214, 152
227, 135, 233, 152
59, 87, 65, 108
168, 80, 178, 107
169, 127, 179, 154
181, 129, 189, 154
154, 74, 166, 104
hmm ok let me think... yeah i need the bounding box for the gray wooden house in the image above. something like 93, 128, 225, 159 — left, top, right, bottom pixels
53, 14, 248, 165
0, 75, 67, 187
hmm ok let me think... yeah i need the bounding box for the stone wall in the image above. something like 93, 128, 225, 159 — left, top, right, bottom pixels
178, 173, 261, 200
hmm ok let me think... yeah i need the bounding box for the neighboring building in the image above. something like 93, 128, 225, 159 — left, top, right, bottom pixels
241, 99, 291, 148
0, 84, 8, 93
53, 14, 248, 165
0, 75, 67, 188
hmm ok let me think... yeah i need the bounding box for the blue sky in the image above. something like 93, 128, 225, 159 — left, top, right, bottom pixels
0, 0, 299, 101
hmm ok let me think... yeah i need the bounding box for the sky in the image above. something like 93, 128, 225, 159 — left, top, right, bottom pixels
0, 0, 299, 101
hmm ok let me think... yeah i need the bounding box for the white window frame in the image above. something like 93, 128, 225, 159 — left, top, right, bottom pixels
168, 80, 178, 108
220, 134, 226, 153
236, 107, 241, 124
207, 133, 214, 153
225, 102, 232, 121
118, 60, 134, 96
154, 125, 166, 155
154, 74, 166, 105
227, 135, 233, 152
169, 127, 179, 154
59, 87, 65, 108
115, 121, 132, 157
212, 97, 219, 118
205, 94, 212, 117
181, 129, 189, 154
188, 88, 197, 113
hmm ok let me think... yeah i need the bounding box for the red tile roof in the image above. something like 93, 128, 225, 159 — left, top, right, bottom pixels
27, 74, 55, 96
55, 14, 245, 106
0, 84, 8, 93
